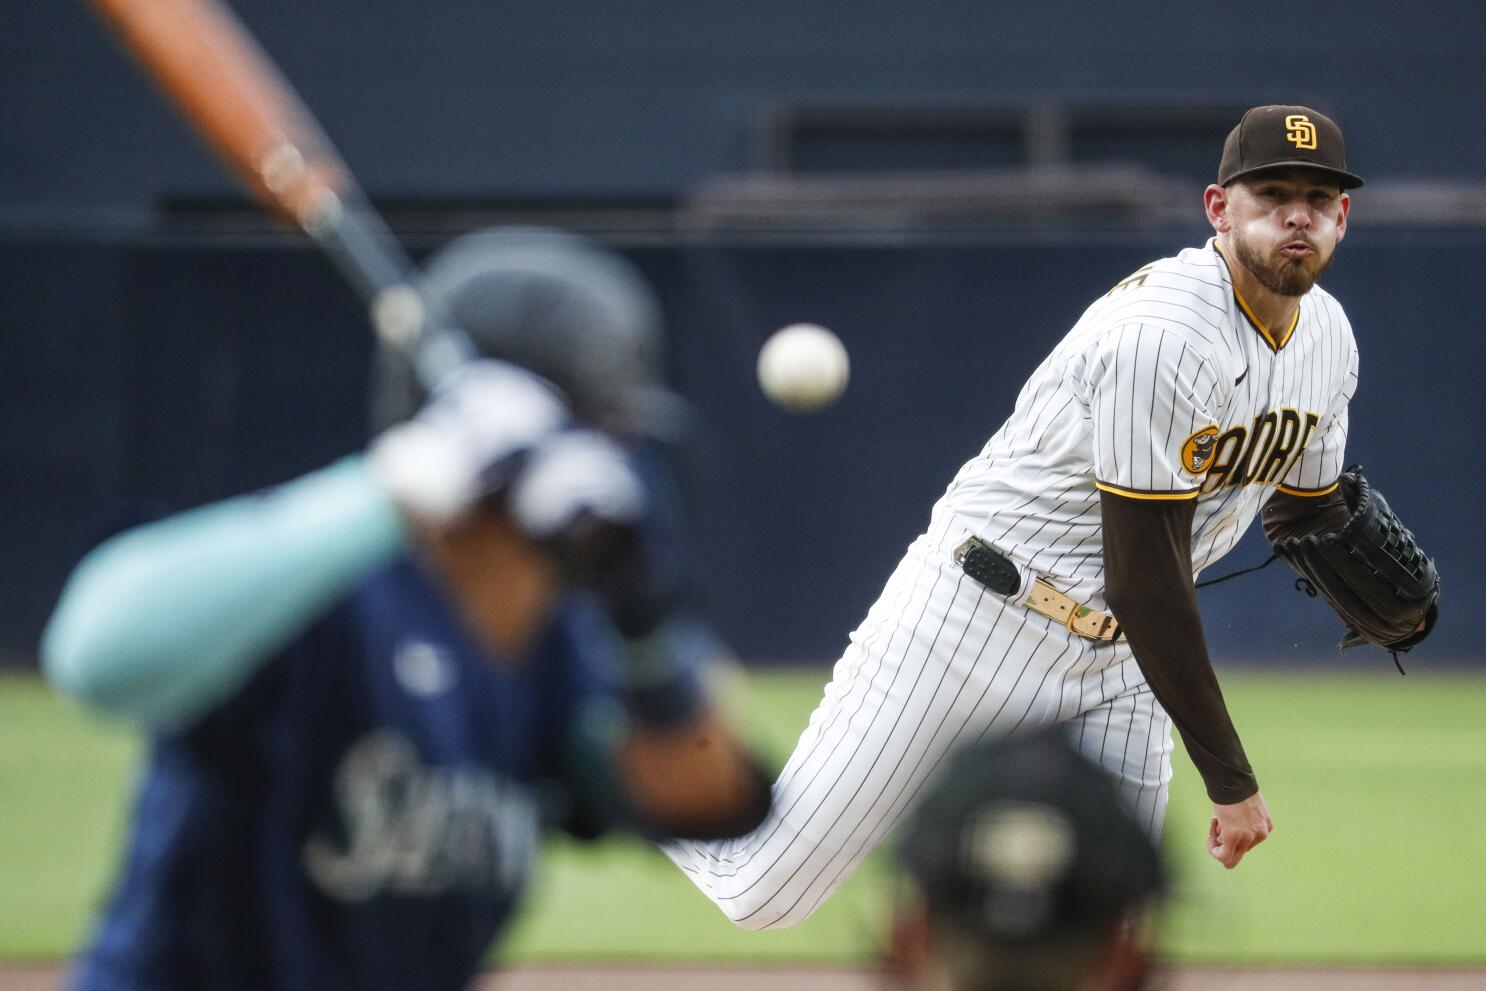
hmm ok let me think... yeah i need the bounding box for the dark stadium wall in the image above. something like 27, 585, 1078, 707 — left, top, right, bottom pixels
3, 0, 1482, 214
3, 233, 1479, 667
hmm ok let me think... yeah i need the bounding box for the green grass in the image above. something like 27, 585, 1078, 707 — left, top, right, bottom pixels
0, 677, 140, 961
4, 668, 1484, 965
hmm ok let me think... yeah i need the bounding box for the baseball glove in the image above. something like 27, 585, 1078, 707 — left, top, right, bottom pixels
1272, 466, 1439, 656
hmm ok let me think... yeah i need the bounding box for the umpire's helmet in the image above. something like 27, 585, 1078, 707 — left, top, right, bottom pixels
370, 227, 682, 436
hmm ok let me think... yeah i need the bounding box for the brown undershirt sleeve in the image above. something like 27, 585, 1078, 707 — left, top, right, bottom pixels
1100, 491, 1257, 805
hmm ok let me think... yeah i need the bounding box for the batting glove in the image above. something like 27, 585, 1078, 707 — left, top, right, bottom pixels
368, 359, 643, 537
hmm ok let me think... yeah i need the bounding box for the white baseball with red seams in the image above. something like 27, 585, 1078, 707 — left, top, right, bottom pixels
666, 237, 1357, 930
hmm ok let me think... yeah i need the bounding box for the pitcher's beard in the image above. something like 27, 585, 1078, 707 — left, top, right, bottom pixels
1232, 233, 1334, 297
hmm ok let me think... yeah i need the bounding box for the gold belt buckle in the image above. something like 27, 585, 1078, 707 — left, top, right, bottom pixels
1068, 604, 1120, 641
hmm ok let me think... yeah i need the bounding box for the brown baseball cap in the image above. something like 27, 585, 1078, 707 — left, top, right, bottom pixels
1218, 104, 1364, 190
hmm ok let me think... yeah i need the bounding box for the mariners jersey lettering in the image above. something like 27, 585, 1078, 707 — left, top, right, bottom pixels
935, 238, 1358, 610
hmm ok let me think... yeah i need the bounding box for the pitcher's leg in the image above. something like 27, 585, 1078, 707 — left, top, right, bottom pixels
667, 543, 1097, 929
1068, 686, 1174, 840
666, 543, 988, 928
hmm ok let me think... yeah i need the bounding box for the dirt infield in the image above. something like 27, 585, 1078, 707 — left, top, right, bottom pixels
472, 966, 1486, 990
5, 965, 1485, 990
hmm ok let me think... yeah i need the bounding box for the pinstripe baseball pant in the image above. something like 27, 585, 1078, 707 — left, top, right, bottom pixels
665, 515, 1173, 931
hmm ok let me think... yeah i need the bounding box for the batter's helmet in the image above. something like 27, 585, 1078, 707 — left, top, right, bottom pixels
370, 227, 683, 436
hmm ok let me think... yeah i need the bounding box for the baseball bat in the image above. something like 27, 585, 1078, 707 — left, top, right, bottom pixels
87, 0, 473, 388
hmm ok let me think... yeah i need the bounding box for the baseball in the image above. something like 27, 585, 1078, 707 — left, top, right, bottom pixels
756, 323, 850, 412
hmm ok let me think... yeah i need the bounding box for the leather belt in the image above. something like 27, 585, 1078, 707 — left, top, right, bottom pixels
1022, 578, 1123, 642
952, 537, 1123, 643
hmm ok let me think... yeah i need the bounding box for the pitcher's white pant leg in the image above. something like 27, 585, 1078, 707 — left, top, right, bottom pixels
1067, 685, 1174, 840
666, 531, 1102, 930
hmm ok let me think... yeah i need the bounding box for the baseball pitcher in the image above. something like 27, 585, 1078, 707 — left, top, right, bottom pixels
667, 105, 1438, 930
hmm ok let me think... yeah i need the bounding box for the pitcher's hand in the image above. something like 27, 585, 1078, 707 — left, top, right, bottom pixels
1207, 791, 1274, 869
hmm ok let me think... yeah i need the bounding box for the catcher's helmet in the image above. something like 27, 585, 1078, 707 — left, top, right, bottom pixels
370, 227, 682, 436
897, 729, 1165, 944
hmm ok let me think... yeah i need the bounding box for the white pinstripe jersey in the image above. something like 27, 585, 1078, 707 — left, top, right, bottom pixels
934, 237, 1358, 613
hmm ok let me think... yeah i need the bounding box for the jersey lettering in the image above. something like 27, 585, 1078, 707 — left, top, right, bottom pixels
1293, 411, 1322, 466
302, 731, 539, 903
1106, 264, 1153, 296
1254, 409, 1303, 483
1235, 410, 1279, 484
1200, 427, 1248, 491
1197, 407, 1322, 494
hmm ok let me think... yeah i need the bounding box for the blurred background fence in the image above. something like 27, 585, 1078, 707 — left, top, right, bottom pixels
3, 0, 1482, 667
